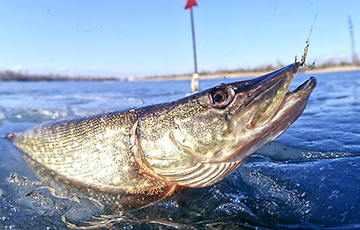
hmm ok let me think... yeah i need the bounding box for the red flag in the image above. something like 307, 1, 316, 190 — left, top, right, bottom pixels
185, 0, 198, 10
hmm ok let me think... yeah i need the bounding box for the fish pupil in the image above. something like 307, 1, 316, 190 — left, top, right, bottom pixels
208, 87, 235, 108
213, 91, 227, 103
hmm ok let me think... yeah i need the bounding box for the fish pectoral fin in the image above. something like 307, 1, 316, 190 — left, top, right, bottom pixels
152, 162, 240, 188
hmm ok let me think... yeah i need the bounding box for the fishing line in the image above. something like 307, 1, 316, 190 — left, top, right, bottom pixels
301, 0, 322, 67
307, 0, 322, 42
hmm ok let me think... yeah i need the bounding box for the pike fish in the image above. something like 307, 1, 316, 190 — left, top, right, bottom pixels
7, 62, 316, 211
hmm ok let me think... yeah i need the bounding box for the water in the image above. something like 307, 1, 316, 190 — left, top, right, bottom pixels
0, 69, 360, 229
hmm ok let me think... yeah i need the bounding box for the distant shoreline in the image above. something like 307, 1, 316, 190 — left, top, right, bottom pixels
1, 65, 360, 82
304, 65, 360, 74
132, 65, 360, 81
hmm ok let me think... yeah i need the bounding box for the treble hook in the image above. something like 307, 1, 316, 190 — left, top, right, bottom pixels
300, 40, 315, 70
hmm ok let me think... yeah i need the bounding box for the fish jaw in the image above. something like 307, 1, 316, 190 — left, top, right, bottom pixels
218, 62, 317, 163
225, 75, 317, 164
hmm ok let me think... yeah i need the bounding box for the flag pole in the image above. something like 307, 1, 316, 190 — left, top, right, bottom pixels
190, 8, 199, 92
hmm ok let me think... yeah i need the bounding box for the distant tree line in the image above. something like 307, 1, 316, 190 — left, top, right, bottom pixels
0, 70, 123, 82
1, 59, 359, 82
200, 60, 284, 76
201, 59, 360, 75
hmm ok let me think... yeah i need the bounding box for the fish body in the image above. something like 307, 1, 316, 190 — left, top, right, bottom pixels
9, 62, 316, 210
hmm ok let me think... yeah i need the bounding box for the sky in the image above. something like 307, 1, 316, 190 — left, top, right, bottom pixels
0, 0, 359, 78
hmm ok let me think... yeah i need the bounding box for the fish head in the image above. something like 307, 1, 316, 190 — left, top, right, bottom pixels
139, 62, 316, 187
200, 62, 317, 163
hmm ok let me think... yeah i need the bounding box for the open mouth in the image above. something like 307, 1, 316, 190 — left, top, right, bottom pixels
278, 76, 317, 118
223, 63, 317, 165
292, 76, 317, 93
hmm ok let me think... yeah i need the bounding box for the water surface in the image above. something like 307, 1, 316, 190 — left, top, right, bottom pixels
1, 70, 360, 229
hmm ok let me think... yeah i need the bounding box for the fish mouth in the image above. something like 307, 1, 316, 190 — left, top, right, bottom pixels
292, 76, 317, 93
225, 63, 317, 164
266, 73, 317, 132
268, 75, 317, 140
274, 76, 317, 122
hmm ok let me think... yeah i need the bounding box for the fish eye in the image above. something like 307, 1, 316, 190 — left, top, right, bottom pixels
208, 87, 235, 108
213, 91, 227, 103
